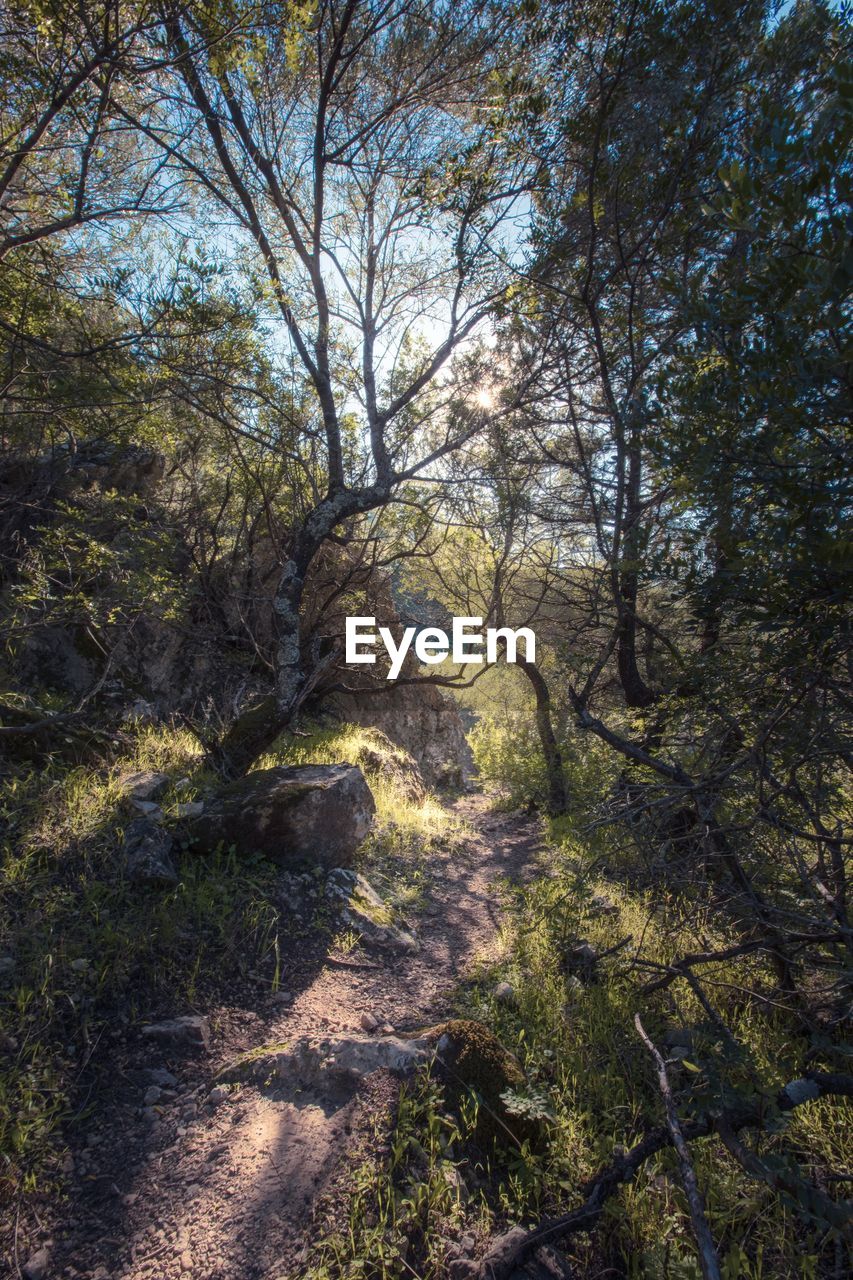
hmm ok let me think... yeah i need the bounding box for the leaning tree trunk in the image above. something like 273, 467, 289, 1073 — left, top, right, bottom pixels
214, 553, 308, 776
214, 488, 389, 778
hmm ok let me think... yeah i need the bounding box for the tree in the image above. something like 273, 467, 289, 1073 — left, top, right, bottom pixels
133, 0, 527, 771
0, 0, 169, 259
508, 0, 772, 711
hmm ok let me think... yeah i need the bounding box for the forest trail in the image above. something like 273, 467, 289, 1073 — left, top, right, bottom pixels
46, 792, 549, 1280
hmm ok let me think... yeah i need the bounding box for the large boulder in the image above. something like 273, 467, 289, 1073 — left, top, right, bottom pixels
188, 764, 375, 869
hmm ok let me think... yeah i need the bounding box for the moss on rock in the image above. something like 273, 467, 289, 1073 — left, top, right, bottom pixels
420, 1018, 539, 1148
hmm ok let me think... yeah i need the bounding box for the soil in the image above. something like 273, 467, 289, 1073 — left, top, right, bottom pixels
20, 792, 547, 1280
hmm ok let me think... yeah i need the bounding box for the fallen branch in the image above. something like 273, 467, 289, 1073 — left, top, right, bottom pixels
716, 1117, 852, 1231
0, 701, 85, 738
637, 931, 841, 995
635, 1013, 722, 1280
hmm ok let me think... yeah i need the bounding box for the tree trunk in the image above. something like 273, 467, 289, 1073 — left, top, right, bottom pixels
519, 660, 570, 816
214, 488, 389, 777
617, 427, 656, 708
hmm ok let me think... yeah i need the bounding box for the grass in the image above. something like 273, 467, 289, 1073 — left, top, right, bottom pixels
304, 1071, 477, 1280
0, 722, 286, 1201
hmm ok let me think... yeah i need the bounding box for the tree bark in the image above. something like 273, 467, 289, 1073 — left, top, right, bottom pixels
519, 659, 569, 816
616, 424, 656, 708
214, 487, 391, 777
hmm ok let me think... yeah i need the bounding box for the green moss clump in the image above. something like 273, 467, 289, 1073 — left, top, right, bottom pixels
421, 1018, 537, 1148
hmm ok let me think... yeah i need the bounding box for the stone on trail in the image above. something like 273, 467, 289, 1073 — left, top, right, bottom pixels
141, 1015, 210, 1050
122, 818, 178, 885
22, 1247, 51, 1280
147, 1066, 178, 1087
221, 1033, 429, 1091
188, 764, 375, 869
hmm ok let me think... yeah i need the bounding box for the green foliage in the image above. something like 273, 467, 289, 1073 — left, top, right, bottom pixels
654, 13, 852, 654
9, 492, 185, 644
331, 808, 851, 1278
469, 714, 547, 809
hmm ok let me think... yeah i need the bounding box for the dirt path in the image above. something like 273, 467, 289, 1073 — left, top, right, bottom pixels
43, 793, 547, 1280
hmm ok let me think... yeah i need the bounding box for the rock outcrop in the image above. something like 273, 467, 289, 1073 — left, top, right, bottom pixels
325, 868, 417, 952
329, 682, 473, 788
188, 764, 375, 869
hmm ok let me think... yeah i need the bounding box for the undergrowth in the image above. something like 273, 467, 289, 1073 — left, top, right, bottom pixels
306, 806, 851, 1280
0, 723, 281, 1201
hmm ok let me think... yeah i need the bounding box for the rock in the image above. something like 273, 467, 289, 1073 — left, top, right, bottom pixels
122, 819, 178, 886
421, 1019, 538, 1146
360, 1011, 379, 1033
123, 698, 159, 724
353, 735, 427, 804
175, 801, 204, 819
329, 680, 474, 789
590, 893, 619, 916
141, 1015, 210, 1050
0, 955, 14, 977
180, 1249, 193, 1271
207, 1085, 228, 1106
174, 777, 191, 791
562, 941, 597, 979
188, 765, 375, 869
147, 1067, 178, 1087
494, 982, 515, 1003
70, 958, 90, 972
23, 1247, 50, 1279
221, 1034, 429, 1091
143, 1085, 161, 1106
118, 770, 170, 801
270, 991, 293, 1005
663, 1026, 697, 1049
326, 869, 417, 952
130, 798, 164, 819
